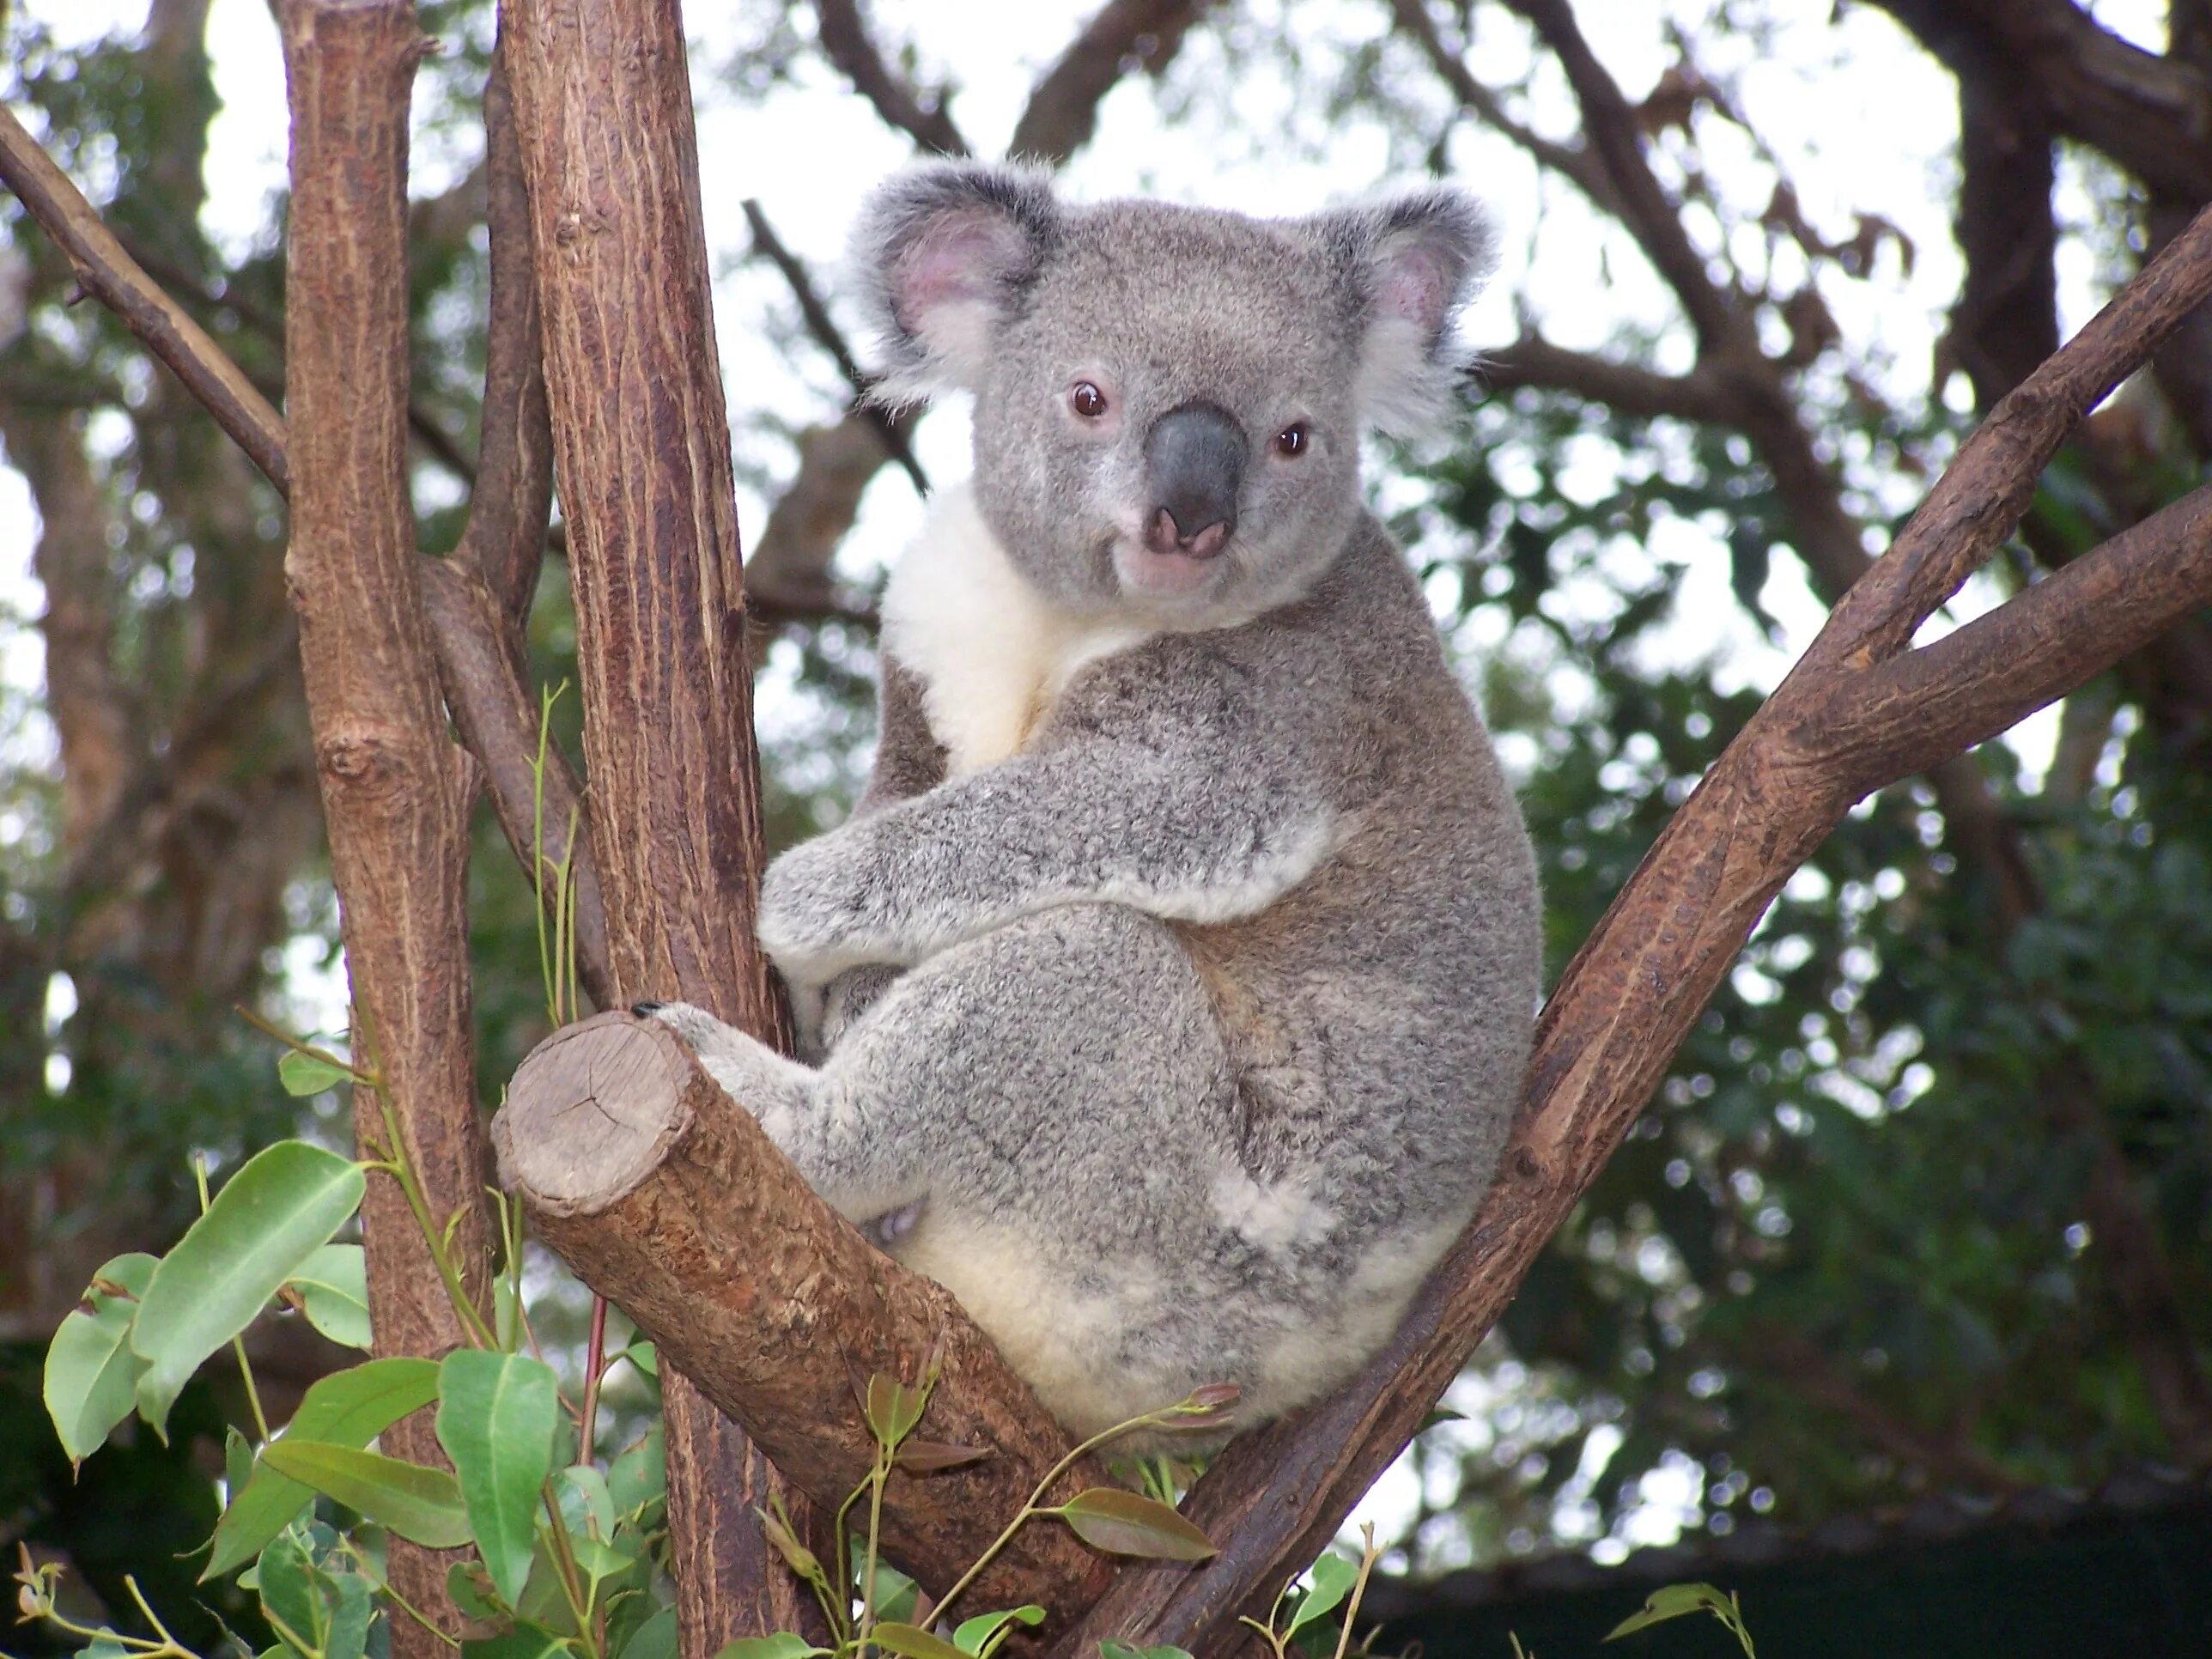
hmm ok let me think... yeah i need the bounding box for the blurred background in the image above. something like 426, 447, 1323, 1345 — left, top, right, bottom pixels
3, 1, 2209, 1652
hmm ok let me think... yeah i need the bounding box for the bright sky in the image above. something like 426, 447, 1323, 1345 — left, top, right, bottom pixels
0, 0, 2174, 1570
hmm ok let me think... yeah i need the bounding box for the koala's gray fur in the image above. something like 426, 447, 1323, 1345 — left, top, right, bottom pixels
646, 161, 1540, 1443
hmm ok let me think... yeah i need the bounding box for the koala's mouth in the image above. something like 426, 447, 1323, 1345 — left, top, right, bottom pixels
1112, 537, 1231, 597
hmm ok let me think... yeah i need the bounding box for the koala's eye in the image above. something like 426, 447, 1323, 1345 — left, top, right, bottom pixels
1069, 381, 1109, 419
1273, 422, 1312, 459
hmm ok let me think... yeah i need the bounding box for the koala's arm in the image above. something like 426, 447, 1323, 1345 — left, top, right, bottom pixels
760, 656, 1336, 993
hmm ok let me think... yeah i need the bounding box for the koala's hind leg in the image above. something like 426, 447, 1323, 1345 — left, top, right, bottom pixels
815, 902, 1244, 1432
647, 903, 1244, 1433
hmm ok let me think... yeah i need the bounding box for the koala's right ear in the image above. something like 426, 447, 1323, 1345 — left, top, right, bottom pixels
850, 161, 1060, 407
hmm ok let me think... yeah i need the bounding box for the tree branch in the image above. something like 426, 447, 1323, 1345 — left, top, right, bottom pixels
809, 0, 967, 155
1049, 200, 2212, 1659
0, 101, 289, 492
0, 78, 613, 1015
276, 5, 494, 1651
1479, 332, 1748, 425
742, 196, 927, 495
1794, 483, 2212, 782
1387, 0, 1624, 219
1870, 0, 2212, 204
1010, 0, 1216, 165
448, 44, 553, 632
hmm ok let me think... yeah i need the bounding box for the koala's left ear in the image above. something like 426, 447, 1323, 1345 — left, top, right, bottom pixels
1311, 187, 1497, 436
850, 160, 1061, 407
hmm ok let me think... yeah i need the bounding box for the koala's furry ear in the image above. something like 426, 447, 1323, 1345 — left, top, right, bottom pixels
850, 161, 1061, 407
1311, 187, 1497, 437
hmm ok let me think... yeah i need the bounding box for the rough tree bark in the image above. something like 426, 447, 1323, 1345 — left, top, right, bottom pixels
275, 1, 495, 1651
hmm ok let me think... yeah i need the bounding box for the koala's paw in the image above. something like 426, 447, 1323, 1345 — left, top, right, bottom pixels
631, 1000, 738, 1055
757, 834, 899, 988
634, 1001, 805, 1137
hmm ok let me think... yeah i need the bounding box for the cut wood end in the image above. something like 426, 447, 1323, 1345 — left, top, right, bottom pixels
493, 1010, 695, 1214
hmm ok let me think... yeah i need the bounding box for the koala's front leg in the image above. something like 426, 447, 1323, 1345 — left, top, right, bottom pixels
758, 736, 1338, 992
635, 1001, 921, 1227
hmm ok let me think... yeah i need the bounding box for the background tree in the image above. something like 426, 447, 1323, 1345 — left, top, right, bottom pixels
3, 0, 2209, 1650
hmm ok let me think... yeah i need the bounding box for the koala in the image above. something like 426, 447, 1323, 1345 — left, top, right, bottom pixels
644, 161, 1540, 1444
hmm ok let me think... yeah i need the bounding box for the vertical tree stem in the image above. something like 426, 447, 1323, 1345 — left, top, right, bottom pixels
276, 2, 495, 1649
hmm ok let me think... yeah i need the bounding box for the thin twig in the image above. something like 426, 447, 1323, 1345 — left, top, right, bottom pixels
743, 197, 929, 495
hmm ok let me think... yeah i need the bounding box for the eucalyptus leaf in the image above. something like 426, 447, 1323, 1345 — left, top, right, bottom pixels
131, 1142, 366, 1439
44, 1253, 157, 1466
1284, 1552, 1358, 1640
608, 1423, 665, 1519
618, 1606, 678, 1659
284, 1244, 370, 1350
866, 1622, 966, 1659
950, 1605, 1044, 1656
862, 1373, 929, 1449
555, 1464, 616, 1541
461, 1628, 574, 1659
1606, 1583, 1750, 1649
260, 1439, 471, 1548
257, 1531, 331, 1659
706, 1637, 829, 1659
323, 1570, 373, 1659
435, 1349, 562, 1604
278, 1048, 356, 1097
204, 1357, 441, 1579
1053, 1487, 1218, 1561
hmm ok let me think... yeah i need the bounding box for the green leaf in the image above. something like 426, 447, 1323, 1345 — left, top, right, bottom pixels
623, 1341, 657, 1379
226, 1427, 256, 1498
862, 1373, 930, 1448
950, 1606, 1044, 1656
44, 1253, 157, 1465
284, 1245, 370, 1350
1605, 1583, 1743, 1644
554, 1465, 616, 1541
462, 1629, 574, 1659
279, 1048, 355, 1097
435, 1350, 561, 1604
260, 1440, 471, 1548
868, 1564, 920, 1626
1096, 1644, 1195, 1659
131, 1142, 367, 1438
204, 1357, 441, 1579
1284, 1553, 1358, 1640
258, 1531, 331, 1658
607, 1424, 665, 1519
706, 1638, 829, 1659
447, 1561, 502, 1621
323, 1571, 373, 1659
1053, 1488, 1218, 1561
866, 1623, 965, 1659
618, 1607, 677, 1659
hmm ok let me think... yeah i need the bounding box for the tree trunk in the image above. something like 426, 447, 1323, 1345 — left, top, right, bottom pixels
276, 3, 496, 1650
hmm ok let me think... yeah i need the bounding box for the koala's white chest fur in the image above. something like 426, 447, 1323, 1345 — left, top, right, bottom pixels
882, 485, 1153, 775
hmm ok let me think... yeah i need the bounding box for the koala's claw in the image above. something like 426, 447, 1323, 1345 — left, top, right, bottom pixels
630, 1000, 664, 1018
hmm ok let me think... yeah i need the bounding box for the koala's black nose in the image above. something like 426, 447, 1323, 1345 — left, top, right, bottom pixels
1143, 401, 1246, 559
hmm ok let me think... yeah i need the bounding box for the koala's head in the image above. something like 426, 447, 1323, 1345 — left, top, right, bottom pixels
852, 162, 1494, 624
